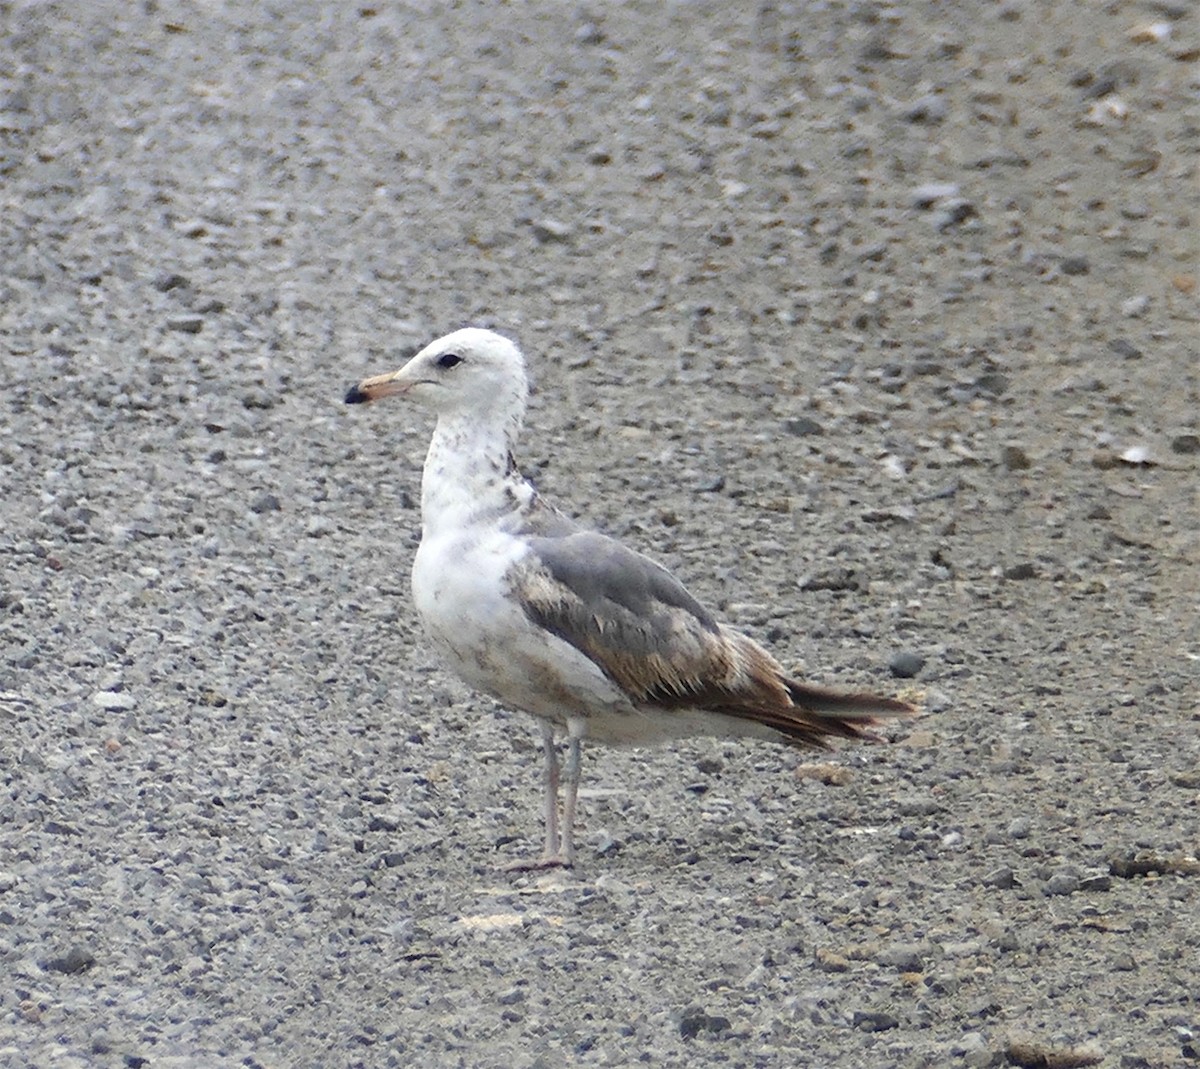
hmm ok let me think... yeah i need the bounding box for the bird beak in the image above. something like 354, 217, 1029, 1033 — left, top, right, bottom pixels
345, 363, 418, 405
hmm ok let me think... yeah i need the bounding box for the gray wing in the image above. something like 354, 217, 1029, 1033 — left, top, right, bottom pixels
511, 531, 760, 705
510, 530, 915, 744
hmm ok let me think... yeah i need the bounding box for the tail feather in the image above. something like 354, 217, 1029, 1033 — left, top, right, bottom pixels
639, 627, 919, 749
752, 679, 919, 748
785, 680, 916, 719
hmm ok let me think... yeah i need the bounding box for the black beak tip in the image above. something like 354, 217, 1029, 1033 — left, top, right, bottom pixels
344, 384, 369, 405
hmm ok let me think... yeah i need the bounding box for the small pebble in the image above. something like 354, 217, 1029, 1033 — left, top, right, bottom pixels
42, 946, 97, 974
1108, 338, 1142, 359
1003, 562, 1037, 581
1121, 295, 1149, 318
783, 416, 824, 437
1007, 817, 1032, 839
994, 930, 1021, 952
575, 22, 605, 45
530, 218, 573, 244
889, 651, 925, 679
678, 1009, 730, 1039
902, 94, 948, 123
815, 947, 850, 972
1001, 445, 1032, 470
1043, 872, 1080, 896
852, 1010, 899, 1033
93, 691, 136, 711
983, 866, 1016, 889
876, 943, 926, 971
897, 797, 942, 817
910, 182, 960, 208
153, 271, 190, 292
933, 198, 977, 230
956, 1031, 988, 1055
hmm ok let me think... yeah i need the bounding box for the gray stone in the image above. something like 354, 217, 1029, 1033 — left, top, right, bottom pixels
983, 866, 1017, 889
165, 315, 204, 334
1043, 871, 1081, 896
911, 182, 960, 208
92, 690, 136, 711
888, 650, 925, 679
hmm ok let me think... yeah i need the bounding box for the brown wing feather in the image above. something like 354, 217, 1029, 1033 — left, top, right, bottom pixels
511, 533, 915, 748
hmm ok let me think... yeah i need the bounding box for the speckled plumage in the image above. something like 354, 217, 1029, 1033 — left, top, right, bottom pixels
346, 328, 915, 866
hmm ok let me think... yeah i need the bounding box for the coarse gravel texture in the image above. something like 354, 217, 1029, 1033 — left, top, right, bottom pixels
2, 1, 1198, 1067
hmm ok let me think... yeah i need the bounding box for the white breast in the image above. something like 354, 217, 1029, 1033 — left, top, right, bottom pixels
412, 528, 630, 727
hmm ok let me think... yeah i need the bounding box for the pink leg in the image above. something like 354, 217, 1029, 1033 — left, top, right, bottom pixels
500, 723, 570, 871
540, 722, 560, 859
559, 722, 585, 867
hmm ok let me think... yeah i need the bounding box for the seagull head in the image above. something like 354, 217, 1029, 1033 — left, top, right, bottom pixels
345, 327, 529, 421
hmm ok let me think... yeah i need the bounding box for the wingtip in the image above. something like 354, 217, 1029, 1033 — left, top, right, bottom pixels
787, 681, 920, 720
344, 383, 369, 405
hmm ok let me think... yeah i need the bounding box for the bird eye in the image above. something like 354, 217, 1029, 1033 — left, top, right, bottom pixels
436, 352, 463, 369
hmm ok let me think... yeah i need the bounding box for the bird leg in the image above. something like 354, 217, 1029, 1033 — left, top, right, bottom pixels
500, 723, 570, 871
559, 722, 584, 867
540, 722, 560, 859
501, 721, 587, 872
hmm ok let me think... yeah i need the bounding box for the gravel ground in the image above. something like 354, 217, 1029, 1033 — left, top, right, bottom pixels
2, 2, 1198, 1066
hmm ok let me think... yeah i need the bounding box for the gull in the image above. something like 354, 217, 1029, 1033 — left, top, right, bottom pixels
345, 328, 915, 868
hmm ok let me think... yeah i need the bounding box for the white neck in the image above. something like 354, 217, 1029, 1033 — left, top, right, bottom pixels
420, 410, 532, 538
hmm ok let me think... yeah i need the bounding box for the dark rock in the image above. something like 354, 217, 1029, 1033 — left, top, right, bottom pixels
43, 946, 96, 974
1079, 871, 1113, 892
242, 388, 278, 410
983, 866, 1016, 889
853, 1010, 899, 1032
1001, 445, 1032, 470
974, 372, 1010, 396
889, 651, 925, 679
876, 943, 927, 971
783, 416, 824, 437
166, 315, 204, 334
1170, 434, 1199, 455
799, 568, 859, 592
933, 198, 978, 230
679, 1009, 731, 1039
1003, 562, 1037, 581
153, 271, 190, 292
1108, 338, 1142, 360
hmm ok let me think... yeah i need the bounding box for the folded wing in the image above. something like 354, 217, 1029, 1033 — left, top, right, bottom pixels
510, 531, 914, 747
